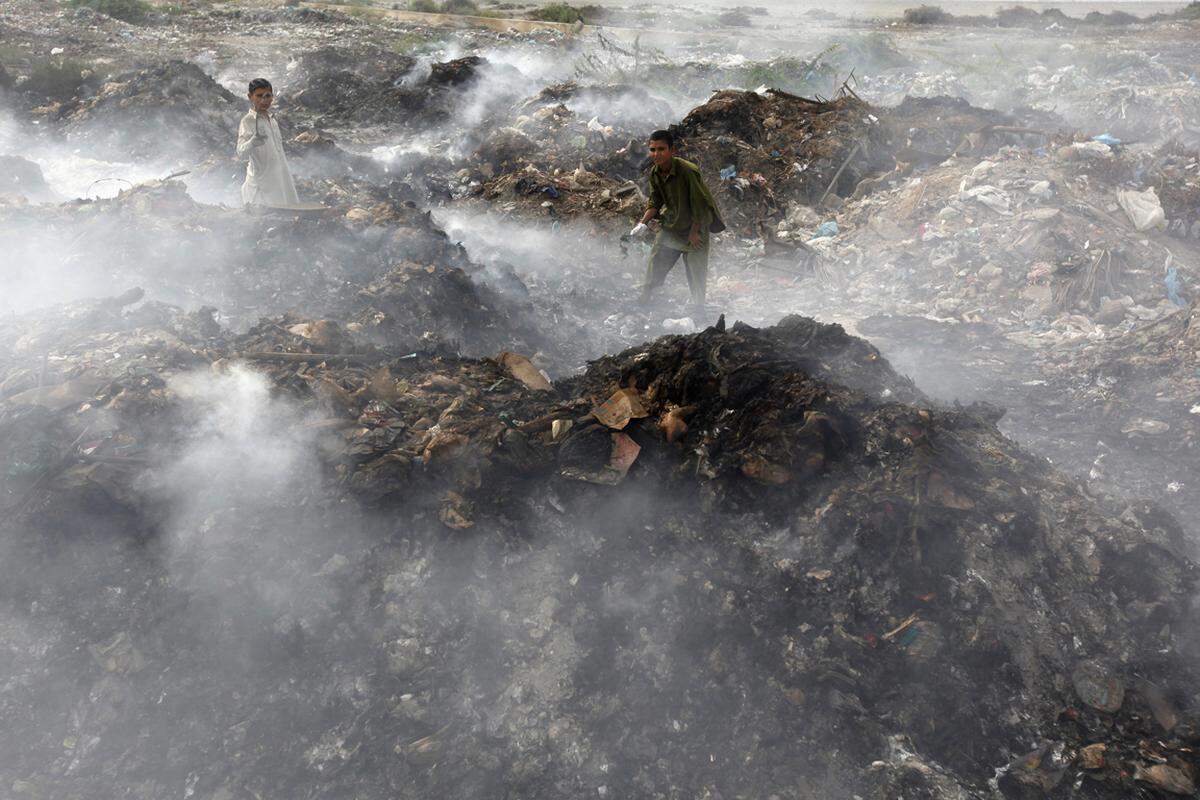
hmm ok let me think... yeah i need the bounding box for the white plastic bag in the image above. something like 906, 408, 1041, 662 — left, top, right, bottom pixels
1117, 188, 1165, 232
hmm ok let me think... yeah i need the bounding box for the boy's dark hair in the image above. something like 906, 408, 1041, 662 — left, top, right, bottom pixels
248, 78, 273, 95
649, 129, 675, 148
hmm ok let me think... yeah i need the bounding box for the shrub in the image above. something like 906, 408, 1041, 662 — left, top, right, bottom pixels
717, 9, 753, 26
902, 4, 951, 24
408, 0, 479, 12
531, 3, 583, 22
995, 4, 1039, 26
65, 0, 153, 23
23, 59, 91, 101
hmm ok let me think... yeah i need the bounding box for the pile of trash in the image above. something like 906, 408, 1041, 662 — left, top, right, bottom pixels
667, 89, 894, 231
1046, 79, 1200, 151
286, 54, 521, 132
513, 82, 674, 138
0, 177, 577, 364
55, 60, 243, 163
461, 88, 888, 228
440, 80, 671, 214
819, 137, 1200, 331
283, 43, 419, 90
656, 36, 912, 103
1, 303, 1197, 798
846, 31, 1199, 151
473, 160, 646, 226
460, 86, 1065, 239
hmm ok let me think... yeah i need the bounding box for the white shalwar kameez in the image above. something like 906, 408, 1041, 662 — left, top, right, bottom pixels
236, 110, 299, 207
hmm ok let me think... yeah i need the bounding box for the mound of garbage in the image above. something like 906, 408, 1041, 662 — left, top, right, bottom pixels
284, 44, 419, 89
1048, 81, 1200, 150
287, 54, 522, 132
463, 86, 1062, 239
1, 305, 1197, 798
0, 177, 575, 366
817, 137, 1200, 332
57, 60, 243, 163
464, 88, 894, 230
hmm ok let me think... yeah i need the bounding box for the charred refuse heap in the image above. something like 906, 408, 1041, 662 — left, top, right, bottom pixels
0, 297, 1197, 799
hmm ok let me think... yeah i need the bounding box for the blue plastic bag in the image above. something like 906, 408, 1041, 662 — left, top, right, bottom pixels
813, 220, 839, 238
1165, 265, 1187, 307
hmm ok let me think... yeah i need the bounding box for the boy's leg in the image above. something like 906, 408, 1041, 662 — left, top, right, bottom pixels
682, 242, 710, 307
642, 235, 683, 302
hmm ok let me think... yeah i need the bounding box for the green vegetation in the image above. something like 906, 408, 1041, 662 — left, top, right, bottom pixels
827, 32, 911, 71
530, 3, 583, 22
739, 46, 840, 91
901, 4, 951, 24
64, 0, 153, 23
526, 2, 605, 23
408, 0, 478, 12
390, 30, 445, 52
24, 59, 91, 101
716, 9, 753, 26
1175, 0, 1200, 18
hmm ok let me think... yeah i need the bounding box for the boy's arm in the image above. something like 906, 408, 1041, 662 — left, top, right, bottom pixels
235, 115, 266, 159
641, 172, 663, 224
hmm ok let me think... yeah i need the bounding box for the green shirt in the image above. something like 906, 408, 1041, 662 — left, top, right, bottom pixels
647, 157, 721, 238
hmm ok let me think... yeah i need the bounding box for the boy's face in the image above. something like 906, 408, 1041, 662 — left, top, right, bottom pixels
648, 138, 674, 170
249, 87, 273, 114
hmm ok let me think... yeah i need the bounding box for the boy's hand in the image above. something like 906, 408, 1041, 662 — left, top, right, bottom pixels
688, 229, 702, 249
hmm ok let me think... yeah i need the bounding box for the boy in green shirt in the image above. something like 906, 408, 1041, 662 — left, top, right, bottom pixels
630, 129, 725, 309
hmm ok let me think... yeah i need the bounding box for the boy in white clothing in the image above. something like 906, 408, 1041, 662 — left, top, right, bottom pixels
236, 78, 298, 207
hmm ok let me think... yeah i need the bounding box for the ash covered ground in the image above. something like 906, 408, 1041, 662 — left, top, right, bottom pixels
3, 0, 1200, 797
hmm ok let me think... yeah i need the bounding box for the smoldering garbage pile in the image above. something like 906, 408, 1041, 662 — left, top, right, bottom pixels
2, 295, 1199, 798
467, 87, 897, 227
809, 135, 1200, 335
452, 80, 675, 221
51, 61, 243, 164
461, 86, 1062, 240
0, 177, 572, 369
285, 49, 513, 132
